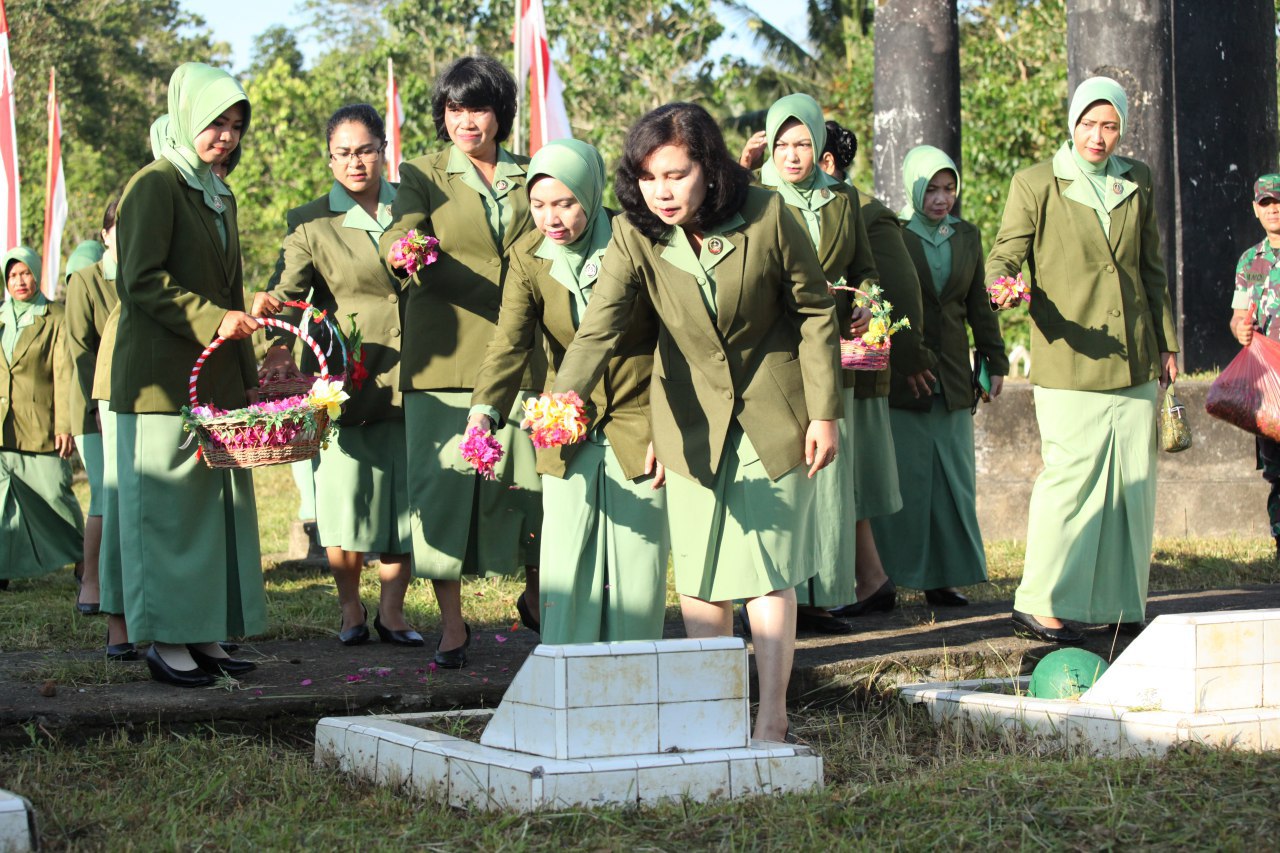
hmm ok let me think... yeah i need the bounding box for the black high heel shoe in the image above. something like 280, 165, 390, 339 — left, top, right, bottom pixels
187, 644, 257, 676
434, 624, 471, 669
75, 574, 100, 616
1011, 610, 1085, 645
105, 629, 138, 662
339, 602, 370, 646
516, 594, 541, 634
145, 645, 214, 688
829, 578, 896, 618
374, 610, 425, 646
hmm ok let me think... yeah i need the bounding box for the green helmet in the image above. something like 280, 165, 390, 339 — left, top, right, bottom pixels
1027, 648, 1110, 699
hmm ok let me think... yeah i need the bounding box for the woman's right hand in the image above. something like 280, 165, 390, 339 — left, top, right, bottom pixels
466, 412, 494, 434
387, 246, 409, 271
739, 131, 768, 170
259, 344, 301, 382
217, 310, 259, 340
905, 369, 935, 398
251, 291, 283, 317
991, 289, 1021, 311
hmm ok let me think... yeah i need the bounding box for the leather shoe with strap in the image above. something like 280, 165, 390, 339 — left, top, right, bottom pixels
1011, 610, 1085, 645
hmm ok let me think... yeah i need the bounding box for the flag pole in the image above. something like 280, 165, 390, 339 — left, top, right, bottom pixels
513, 0, 525, 156
0, 0, 21, 249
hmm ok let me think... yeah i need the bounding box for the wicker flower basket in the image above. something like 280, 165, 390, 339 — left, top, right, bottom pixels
840, 336, 891, 371
183, 317, 341, 469
257, 307, 348, 400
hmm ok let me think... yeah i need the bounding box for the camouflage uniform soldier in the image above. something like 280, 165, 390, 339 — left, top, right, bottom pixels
1229, 174, 1280, 555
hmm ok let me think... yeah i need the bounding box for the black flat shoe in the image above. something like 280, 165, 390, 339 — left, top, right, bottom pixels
1110, 619, 1147, 638
924, 588, 969, 607
75, 574, 100, 615
516, 593, 541, 634
1011, 610, 1085, 645
220, 642, 239, 654
374, 610, 425, 646
339, 602, 370, 646
187, 645, 257, 676
145, 645, 215, 688
434, 624, 471, 669
105, 630, 138, 662
829, 579, 897, 618
796, 608, 853, 635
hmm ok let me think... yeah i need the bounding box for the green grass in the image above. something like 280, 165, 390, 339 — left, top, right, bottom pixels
6, 700, 1278, 849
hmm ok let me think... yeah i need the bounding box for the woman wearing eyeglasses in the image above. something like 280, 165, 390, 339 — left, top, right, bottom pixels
255, 104, 421, 648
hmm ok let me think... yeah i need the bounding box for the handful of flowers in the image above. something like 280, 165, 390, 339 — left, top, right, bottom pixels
459, 426, 504, 480
521, 391, 590, 449
987, 273, 1030, 307
390, 229, 441, 276
852, 284, 910, 348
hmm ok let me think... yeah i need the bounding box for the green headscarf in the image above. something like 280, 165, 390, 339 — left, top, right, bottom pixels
157, 63, 251, 214
760, 93, 839, 247
527, 139, 612, 320
2, 246, 47, 361
65, 240, 104, 283
149, 114, 170, 160
899, 146, 960, 295
1056, 76, 1136, 232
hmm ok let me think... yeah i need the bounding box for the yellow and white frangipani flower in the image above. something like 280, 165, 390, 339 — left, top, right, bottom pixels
306, 378, 350, 418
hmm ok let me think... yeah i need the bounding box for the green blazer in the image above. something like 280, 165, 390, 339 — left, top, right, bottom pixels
851, 190, 937, 400
471, 219, 660, 480
0, 302, 71, 452
267, 191, 405, 425
112, 159, 256, 413
378, 146, 542, 391
92, 304, 118, 403
64, 261, 117, 434
897, 221, 1009, 412
552, 187, 842, 486
985, 156, 1179, 391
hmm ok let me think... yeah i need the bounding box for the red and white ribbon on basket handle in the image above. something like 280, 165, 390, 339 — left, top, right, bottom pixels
188, 316, 331, 408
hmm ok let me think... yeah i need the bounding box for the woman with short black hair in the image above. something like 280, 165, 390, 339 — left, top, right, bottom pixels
553, 102, 842, 741
381, 55, 542, 668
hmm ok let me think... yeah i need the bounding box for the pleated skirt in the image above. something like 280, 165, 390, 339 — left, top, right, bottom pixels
849, 396, 902, 520
0, 448, 83, 579
801, 388, 858, 607
404, 390, 542, 580
115, 413, 265, 643
1014, 381, 1159, 624
312, 419, 412, 555
666, 425, 817, 602
74, 432, 104, 516
872, 397, 988, 590
538, 435, 669, 643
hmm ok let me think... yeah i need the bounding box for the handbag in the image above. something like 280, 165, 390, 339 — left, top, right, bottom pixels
1160, 382, 1193, 453
971, 351, 992, 413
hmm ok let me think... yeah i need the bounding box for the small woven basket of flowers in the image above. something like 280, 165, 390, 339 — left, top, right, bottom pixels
181, 316, 349, 469
257, 302, 352, 401
830, 281, 910, 371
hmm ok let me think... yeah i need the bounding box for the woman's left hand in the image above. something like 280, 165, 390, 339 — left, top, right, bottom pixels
54, 433, 74, 460
805, 419, 839, 478
644, 441, 666, 490
849, 305, 872, 337
989, 375, 1005, 400
1159, 352, 1178, 388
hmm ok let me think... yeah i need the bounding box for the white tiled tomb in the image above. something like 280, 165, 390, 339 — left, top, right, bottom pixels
900, 609, 1280, 756
0, 788, 37, 852
315, 638, 822, 810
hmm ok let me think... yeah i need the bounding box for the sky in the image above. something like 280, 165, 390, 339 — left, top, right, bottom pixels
190, 0, 809, 74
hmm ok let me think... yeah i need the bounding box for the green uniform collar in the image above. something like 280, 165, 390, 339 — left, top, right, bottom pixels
448, 144, 525, 201
1053, 141, 1137, 213
328, 178, 396, 235
660, 212, 745, 277
905, 211, 959, 247
102, 254, 117, 281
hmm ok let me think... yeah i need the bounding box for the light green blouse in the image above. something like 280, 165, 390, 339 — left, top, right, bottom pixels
658, 212, 747, 319
905, 213, 959, 294
448, 144, 525, 245
328, 178, 396, 244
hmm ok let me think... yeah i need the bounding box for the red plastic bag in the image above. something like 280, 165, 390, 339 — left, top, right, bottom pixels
1205, 333, 1280, 440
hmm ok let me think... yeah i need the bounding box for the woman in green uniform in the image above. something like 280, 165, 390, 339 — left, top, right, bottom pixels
0, 246, 84, 586
380, 56, 542, 668
113, 62, 262, 686
814, 120, 937, 619
256, 103, 421, 647
468, 139, 667, 643
553, 103, 842, 742
987, 77, 1178, 644
752, 94, 881, 634
873, 145, 1008, 605
63, 238, 105, 614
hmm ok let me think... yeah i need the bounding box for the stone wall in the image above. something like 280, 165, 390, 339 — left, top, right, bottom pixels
973, 379, 1269, 540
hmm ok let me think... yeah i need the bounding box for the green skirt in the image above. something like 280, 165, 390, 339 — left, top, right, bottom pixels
539, 435, 669, 643
872, 398, 988, 590
404, 390, 542, 580
312, 419, 411, 555
850, 396, 902, 520
666, 426, 817, 602
802, 388, 858, 607
291, 459, 317, 521
97, 402, 124, 615
74, 432, 104, 516
116, 413, 265, 644
0, 449, 84, 579
1015, 382, 1159, 624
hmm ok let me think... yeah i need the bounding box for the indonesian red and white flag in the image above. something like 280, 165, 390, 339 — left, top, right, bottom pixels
0, 0, 20, 251
42, 67, 66, 296
517, 0, 571, 156
385, 58, 403, 183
